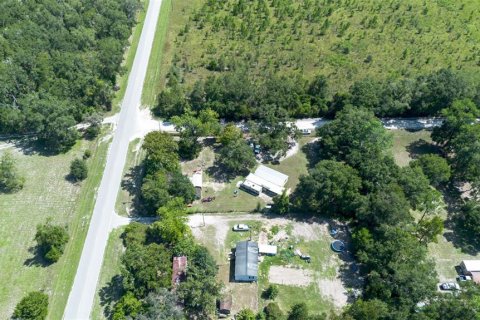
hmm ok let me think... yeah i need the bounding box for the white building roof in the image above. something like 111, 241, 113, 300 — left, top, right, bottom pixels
258, 244, 277, 255
245, 173, 284, 196
254, 165, 288, 187
241, 179, 262, 193
189, 171, 202, 188
462, 260, 480, 272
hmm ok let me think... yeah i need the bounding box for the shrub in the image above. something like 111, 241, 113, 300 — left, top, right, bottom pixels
35, 220, 69, 263
70, 158, 88, 181
83, 149, 92, 159
264, 285, 279, 300
13, 291, 48, 320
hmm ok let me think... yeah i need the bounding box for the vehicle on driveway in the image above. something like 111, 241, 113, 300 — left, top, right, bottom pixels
457, 275, 473, 282
232, 224, 249, 231
440, 282, 460, 291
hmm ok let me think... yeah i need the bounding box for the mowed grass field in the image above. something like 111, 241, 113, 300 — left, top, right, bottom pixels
92, 227, 126, 320
0, 137, 109, 319
148, 0, 480, 100
142, 0, 174, 106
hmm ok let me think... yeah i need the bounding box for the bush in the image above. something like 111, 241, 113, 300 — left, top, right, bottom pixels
83, 149, 92, 159
13, 291, 48, 320
264, 302, 283, 320
237, 308, 256, 320
263, 285, 279, 300
35, 220, 69, 263
0, 152, 25, 193
70, 158, 88, 181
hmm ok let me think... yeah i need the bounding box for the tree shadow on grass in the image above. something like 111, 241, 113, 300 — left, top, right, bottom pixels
120, 164, 145, 217
301, 140, 322, 169
406, 139, 441, 160
24, 246, 51, 268
206, 157, 251, 184
440, 183, 480, 256
99, 274, 124, 319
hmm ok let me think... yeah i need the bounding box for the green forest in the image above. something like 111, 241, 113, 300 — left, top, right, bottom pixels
155, 0, 480, 119
0, 0, 139, 151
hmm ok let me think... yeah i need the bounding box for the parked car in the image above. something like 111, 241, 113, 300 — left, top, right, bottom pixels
440, 282, 460, 291
457, 275, 473, 281
232, 224, 249, 231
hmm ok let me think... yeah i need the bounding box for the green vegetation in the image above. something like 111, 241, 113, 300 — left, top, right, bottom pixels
151, 0, 480, 121
106, 202, 221, 319
34, 220, 69, 264
142, 0, 173, 106
169, 0, 480, 90
112, 0, 150, 113
0, 0, 141, 152
69, 158, 88, 182
140, 131, 195, 215
0, 152, 25, 193
0, 137, 109, 319
92, 227, 126, 320
13, 291, 48, 320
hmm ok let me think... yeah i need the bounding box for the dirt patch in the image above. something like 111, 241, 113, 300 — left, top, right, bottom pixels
292, 221, 328, 241
269, 266, 313, 287
317, 278, 348, 308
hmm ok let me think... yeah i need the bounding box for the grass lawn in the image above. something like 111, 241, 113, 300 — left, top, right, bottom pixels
0, 137, 109, 319
187, 137, 312, 213
91, 227, 126, 320
142, 0, 174, 106
390, 129, 437, 167
110, 0, 150, 114
115, 139, 144, 217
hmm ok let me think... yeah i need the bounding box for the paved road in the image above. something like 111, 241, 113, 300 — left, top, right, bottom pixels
63, 0, 163, 318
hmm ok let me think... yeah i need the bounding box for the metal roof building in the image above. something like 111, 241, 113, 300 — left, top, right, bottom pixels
241, 165, 288, 197
234, 241, 259, 282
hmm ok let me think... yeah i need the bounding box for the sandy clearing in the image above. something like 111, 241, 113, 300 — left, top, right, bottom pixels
292, 221, 329, 241
317, 278, 349, 308
269, 266, 313, 286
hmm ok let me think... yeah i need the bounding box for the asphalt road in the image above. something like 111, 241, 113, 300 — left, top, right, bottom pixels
63, 0, 163, 318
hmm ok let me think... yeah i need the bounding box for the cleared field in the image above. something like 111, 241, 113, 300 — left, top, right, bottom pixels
91, 227, 126, 320
0, 137, 109, 319
153, 0, 480, 96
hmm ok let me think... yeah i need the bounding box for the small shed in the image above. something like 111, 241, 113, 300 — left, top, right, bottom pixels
172, 256, 187, 288
258, 244, 278, 256
234, 241, 259, 282
189, 171, 203, 199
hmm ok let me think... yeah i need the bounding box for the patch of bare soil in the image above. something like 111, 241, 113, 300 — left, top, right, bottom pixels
269, 266, 313, 286
317, 278, 348, 308
292, 221, 328, 241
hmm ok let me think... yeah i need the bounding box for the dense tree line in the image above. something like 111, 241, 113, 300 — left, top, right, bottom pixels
112, 199, 221, 320
140, 132, 195, 214
0, 0, 140, 151
292, 107, 477, 318
155, 67, 479, 124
